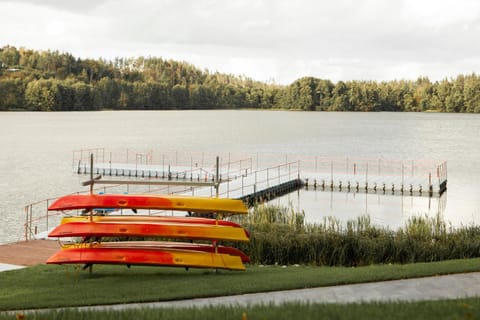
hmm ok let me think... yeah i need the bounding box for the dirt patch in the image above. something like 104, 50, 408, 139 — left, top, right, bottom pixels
0, 240, 60, 266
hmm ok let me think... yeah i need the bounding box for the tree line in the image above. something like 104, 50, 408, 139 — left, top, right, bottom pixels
1, 45, 479, 112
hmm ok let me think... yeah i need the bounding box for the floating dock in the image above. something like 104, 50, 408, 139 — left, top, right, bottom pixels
301, 158, 447, 197
72, 149, 447, 199
22, 149, 447, 241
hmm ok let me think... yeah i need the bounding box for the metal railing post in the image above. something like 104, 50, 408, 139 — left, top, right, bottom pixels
267, 168, 269, 187
215, 156, 220, 198
46, 199, 49, 232
242, 174, 244, 196
29, 204, 33, 240
24, 206, 28, 241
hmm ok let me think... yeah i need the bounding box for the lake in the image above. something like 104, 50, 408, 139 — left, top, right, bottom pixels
1, 110, 480, 244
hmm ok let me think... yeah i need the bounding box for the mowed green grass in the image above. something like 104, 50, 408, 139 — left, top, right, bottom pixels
3, 299, 480, 320
1, 258, 480, 311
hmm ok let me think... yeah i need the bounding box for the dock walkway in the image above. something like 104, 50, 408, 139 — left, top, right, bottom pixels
21, 151, 447, 241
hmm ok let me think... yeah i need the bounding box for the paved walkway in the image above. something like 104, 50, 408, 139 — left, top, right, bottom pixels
0, 240, 58, 266
0, 263, 25, 272
78, 272, 480, 311
4, 272, 479, 315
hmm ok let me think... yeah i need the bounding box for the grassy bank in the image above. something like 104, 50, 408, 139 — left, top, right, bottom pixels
233, 206, 480, 266
2, 258, 480, 311
3, 298, 480, 320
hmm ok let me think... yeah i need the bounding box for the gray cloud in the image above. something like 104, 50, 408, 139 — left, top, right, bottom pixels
0, 0, 110, 13
1, 0, 480, 83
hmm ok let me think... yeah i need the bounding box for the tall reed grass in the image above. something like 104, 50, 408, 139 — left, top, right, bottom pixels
232, 205, 480, 266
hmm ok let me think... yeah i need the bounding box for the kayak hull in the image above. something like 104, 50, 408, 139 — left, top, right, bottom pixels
61, 215, 244, 229
48, 194, 248, 215
48, 221, 250, 242
63, 241, 250, 263
47, 246, 245, 271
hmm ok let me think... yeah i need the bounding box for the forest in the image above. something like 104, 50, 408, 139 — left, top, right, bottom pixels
1, 45, 479, 112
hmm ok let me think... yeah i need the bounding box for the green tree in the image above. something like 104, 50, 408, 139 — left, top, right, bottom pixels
25, 79, 61, 111
0, 45, 20, 66
94, 77, 119, 109
72, 82, 93, 110
315, 79, 334, 111
331, 81, 351, 111
446, 75, 465, 112
189, 84, 214, 109
0, 79, 25, 110
463, 74, 480, 113
171, 84, 189, 108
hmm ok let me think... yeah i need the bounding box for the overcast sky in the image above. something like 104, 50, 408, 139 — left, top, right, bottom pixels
1, 0, 480, 84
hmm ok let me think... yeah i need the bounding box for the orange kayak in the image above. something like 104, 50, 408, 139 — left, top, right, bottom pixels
61, 215, 244, 229
47, 246, 245, 271
48, 194, 248, 215
48, 221, 250, 242
63, 241, 250, 263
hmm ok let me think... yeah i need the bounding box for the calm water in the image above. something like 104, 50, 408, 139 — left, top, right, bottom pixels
1, 110, 480, 244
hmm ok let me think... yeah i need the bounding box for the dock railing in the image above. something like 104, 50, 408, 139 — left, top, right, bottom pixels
23, 151, 447, 241
23, 156, 297, 241
300, 156, 447, 196
23, 182, 195, 241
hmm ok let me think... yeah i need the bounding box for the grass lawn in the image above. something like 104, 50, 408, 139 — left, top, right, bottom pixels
3, 299, 480, 320
1, 258, 480, 311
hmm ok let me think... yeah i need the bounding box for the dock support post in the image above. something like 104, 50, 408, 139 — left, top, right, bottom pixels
330, 161, 333, 185
367, 162, 369, 185
24, 206, 28, 241
215, 156, 220, 198
46, 199, 49, 232
89, 154, 94, 194
429, 172, 433, 197
267, 168, 269, 187
242, 175, 244, 196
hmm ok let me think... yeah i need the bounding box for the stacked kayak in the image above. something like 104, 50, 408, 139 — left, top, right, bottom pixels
47, 194, 250, 271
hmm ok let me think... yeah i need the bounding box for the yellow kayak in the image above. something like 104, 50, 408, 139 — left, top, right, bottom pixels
47, 245, 246, 271
48, 221, 250, 242
60, 215, 244, 228
48, 194, 248, 215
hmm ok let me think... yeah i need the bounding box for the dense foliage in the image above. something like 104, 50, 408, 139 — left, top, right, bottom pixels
1, 45, 480, 112
234, 206, 480, 266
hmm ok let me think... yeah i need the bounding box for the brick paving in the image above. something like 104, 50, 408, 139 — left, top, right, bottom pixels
0, 240, 59, 266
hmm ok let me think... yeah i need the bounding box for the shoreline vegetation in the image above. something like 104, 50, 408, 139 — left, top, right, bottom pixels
2, 205, 480, 317
235, 205, 480, 266
1, 45, 480, 112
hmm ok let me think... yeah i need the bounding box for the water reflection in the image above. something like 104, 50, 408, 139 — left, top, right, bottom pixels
273, 189, 447, 230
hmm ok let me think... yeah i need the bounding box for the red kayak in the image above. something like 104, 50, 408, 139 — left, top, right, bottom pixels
61, 215, 244, 229
48, 221, 250, 242
47, 246, 245, 271
62, 241, 250, 263
48, 194, 248, 215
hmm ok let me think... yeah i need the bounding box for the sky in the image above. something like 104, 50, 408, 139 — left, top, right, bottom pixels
1, 0, 480, 84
